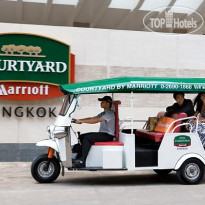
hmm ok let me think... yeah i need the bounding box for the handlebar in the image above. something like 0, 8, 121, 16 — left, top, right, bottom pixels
71, 119, 76, 123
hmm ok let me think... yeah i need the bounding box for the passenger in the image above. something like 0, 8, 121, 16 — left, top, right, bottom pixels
165, 92, 194, 117
72, 96, 115, 168
188, 92, 205, 148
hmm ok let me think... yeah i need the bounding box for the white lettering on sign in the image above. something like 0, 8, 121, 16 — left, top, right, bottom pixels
0, 85, 8, 95
0, 60, 67, 73
0, 84, 49, 96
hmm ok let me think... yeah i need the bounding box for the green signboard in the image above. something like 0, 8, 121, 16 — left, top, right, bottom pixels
174, 135, 191, 147
0, 33, 70, 85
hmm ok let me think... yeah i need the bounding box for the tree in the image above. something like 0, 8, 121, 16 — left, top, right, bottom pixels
16, 45, 27, 55
26, 46, 35, 55
8, 44, 17, 54
33, 46, 42, 56
1, 45, 10, 54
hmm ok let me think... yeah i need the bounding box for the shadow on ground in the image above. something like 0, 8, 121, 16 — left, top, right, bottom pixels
57, 172, 186, 186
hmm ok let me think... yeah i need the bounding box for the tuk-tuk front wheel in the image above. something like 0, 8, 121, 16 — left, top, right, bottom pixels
31, 154, 60, 183
176, 158, 204, 185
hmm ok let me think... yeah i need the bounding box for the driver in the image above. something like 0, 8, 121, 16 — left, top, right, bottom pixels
72, 96, 115, 168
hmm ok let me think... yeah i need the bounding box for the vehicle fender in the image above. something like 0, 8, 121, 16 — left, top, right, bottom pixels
174, 153, 205, 170
36, 139, 59, 153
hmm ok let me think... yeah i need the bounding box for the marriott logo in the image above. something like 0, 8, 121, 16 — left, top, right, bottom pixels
0, 84, 49, 96
0, 60, 67, 73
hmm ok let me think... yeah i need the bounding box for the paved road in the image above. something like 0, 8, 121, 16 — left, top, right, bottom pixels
0, 162, 205, 205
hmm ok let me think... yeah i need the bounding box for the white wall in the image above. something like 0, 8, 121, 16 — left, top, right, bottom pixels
1, 23, 205, 70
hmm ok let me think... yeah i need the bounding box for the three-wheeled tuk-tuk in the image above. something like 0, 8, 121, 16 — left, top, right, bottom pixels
31, 77, 205, 184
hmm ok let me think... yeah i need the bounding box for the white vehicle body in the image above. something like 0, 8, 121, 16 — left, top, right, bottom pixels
35, 95, 205, 170
31, 77, 205, 184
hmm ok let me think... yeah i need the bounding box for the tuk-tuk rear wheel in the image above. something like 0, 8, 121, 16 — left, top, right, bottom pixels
176, 158, 204, 185
31, 154, 60, 183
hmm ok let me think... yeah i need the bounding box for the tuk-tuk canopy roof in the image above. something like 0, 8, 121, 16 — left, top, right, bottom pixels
60, 77, 205, 95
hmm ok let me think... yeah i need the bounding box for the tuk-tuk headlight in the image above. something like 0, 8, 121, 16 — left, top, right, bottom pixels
53, 126, 69, 139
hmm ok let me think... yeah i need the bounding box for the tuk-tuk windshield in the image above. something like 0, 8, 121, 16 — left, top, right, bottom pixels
59, 94, 74, 116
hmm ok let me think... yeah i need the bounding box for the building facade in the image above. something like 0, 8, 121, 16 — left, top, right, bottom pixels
0, 0, 205, 161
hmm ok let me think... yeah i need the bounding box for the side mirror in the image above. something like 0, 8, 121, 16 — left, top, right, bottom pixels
77, 97, 81, 110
